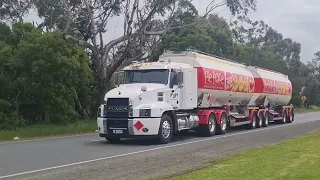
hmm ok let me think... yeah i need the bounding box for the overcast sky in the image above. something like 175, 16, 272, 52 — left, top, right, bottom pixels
24, 0, 319, 63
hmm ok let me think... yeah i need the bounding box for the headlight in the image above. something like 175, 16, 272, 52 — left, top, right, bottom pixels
97, 106, 102, 117
139, 109, 151, 117
129, 99, 133, 117
97, 104, 106, 117
129, 107, 133, 117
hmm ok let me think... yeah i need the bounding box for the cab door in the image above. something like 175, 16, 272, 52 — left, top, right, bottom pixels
168, 70, 181, 109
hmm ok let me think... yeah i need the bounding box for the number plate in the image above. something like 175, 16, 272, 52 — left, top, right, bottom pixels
112, 129, 123, 134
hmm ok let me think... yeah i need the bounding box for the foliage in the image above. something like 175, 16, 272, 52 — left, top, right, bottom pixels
151, 14, 318, 105
17, 0, 256, 107
0, 22, 94, 129
151, 14, 236, 60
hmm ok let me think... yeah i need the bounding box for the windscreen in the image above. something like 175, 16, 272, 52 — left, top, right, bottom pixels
124, 69, 169, 85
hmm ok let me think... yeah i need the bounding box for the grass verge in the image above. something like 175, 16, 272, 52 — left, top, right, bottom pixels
168, 130, 320, 180
295, 105, 320, 114
0, 120, 97, 142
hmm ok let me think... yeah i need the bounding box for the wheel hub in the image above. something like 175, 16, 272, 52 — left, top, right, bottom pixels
209, 116, 216, 132
162, 120, 171, 138
259, 115, 263, 126
221, 116, 227, 130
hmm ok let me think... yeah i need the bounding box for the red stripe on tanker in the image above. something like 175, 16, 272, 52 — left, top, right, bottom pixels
197, 67, 291, 95
254, 78, 292, 95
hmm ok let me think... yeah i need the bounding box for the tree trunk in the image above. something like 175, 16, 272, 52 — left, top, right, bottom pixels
96, 73, 108, 106
72, 88, 88, 117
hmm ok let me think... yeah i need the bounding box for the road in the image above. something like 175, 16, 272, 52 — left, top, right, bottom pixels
1, 112, 320, 180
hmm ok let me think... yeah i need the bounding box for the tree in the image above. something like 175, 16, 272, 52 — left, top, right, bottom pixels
27, 0, 257, 105
232, 19, 303, 68
0, 22, 94, 126
151, 14, 235, 60
0, 0, 32, 22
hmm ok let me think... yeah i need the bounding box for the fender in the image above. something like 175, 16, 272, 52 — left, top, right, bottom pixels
258, 108, 268, 119
197, 109, 226, 125
249, 108, 258, 121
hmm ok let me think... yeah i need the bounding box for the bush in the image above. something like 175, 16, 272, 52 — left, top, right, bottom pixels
0, 99, 24, 130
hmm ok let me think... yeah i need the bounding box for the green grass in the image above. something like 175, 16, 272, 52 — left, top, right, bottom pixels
295, 105, 320, 114
168, 130, 320, 180
0, 120, 97, 142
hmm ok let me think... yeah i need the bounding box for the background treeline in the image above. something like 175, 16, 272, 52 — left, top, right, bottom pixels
0, 0, 318, 130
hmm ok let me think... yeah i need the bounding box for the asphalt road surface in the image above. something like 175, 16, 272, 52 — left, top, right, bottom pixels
1, 112, 320, 180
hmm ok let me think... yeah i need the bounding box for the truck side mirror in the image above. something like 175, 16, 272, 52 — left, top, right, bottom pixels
169, 72, 174, 88
177, 72, 183, 87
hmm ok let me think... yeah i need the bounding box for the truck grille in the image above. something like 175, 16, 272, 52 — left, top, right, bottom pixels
105, 98, 129, 118
107, 119, 128, 128
106, 119, 129, 136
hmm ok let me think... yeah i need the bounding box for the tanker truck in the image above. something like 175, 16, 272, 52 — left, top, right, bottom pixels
97, 49, 294, 144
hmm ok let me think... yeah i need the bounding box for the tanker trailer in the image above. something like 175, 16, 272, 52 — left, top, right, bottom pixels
246, 66, 294, 126
96, 49, 294, 144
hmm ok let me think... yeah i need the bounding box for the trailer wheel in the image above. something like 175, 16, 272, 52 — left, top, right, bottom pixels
158, 113, 173, 144
216, 112, 227, 135
105, 137, 121, 143
197, 113, 216, 137
247, 112, 257, 129
290, 109, 294, 122
262, 112, 269, 127
281, 111, 287, 124
256, 112, 264, 128
286, 110, 293, 123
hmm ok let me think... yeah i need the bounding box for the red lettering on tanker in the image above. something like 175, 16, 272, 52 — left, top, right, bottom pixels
202, 68, 225, 90
258, 78, 292, 95
248, 77, 255, 93
263, 79, 275, 94
225, 72, 232, 91
195, 67, 225, 90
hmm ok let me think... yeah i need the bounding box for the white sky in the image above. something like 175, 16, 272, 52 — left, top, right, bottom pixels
24, 0, 320, 63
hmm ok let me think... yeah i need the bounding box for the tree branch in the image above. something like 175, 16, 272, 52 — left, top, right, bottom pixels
62, 0, 71, 33
105, 52, 144, 84
65, 35, 96, 52
84, 0, 97, 49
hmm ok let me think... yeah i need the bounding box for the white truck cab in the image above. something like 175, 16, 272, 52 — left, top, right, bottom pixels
97, 59, 198, 144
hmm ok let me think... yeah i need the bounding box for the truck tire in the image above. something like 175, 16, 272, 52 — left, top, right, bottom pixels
256, 112, 264, 128
216, 112, 227, 135
290, 109, 294, 122
247, 112, 257, 129
158, 113, 173, 144
286, 110, 293, 123
105, 137, 121, 143
281, 111, 287, 124
262, 112, 269, 127
197, 113, 217, 137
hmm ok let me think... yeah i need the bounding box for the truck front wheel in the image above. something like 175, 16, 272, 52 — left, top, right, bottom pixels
158, 113, 173, 144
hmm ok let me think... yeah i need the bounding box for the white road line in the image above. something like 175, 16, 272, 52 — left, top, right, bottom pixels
91, 139, 105, 142
0, 118, 319, 179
